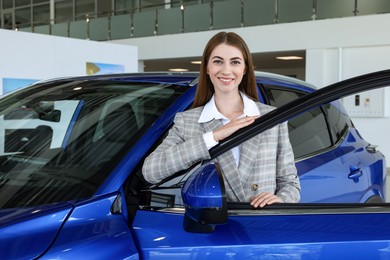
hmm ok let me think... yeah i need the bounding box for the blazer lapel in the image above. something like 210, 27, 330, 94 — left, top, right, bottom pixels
217, 151, 246, 201
238, 136, 259, 182
238, 102, 263, 182
201, 119, 246, 201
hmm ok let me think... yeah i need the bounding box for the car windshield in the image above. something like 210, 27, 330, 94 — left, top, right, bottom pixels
0, 80, 187, 209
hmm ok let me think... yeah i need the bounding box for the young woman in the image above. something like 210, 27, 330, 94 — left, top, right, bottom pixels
142, 31, 300, 208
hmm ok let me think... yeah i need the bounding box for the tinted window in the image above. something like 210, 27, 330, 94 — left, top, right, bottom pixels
262, 85, 332, 158
288, 107, 331, 158
323, 102, 353, 144
0, 81, 188, 208
263, 85, 304, 106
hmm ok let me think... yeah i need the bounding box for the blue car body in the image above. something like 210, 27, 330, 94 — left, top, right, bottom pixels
0, 71, 388, 259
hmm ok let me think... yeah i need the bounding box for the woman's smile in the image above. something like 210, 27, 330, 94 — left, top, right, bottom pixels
207, 43, 246, 95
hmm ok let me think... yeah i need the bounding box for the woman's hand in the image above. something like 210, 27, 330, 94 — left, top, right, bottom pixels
250, 192, 282, 208
213, 116, 258, 142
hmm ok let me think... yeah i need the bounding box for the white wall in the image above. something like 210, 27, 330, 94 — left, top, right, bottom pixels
320, 46, 390, 162
112, 13, 390, 166
0, 29, 138, 95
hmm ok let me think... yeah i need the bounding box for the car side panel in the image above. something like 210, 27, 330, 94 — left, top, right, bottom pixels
132, 210, 390, 259
297, 128, 385, 203
41, 194, 139, 259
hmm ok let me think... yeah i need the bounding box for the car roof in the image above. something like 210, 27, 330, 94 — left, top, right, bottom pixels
34, 71, 316, 91
254, 71, 317, 91
34, 72, 200, 87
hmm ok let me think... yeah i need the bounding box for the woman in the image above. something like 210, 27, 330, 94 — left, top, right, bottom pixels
142, 31, 300, 208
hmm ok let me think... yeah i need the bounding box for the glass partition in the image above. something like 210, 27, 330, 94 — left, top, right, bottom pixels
317, 0, 356, 19
2, 0, 390, 39
243, 0, 275, 27
183, 2, 210, 33
358, 0, 390, 15
278, 0, 313, 23
52, 22, 69, 37
89, 16, 109, 41
132, 9, 156, 37
157, 6, 182, 35
110, 14, 131, 39
213, 0, 242, 30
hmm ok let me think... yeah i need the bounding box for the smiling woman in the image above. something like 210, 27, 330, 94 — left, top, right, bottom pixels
142, 31, 301, 208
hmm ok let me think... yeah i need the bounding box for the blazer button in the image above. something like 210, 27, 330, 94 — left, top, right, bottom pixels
251, 184, 258, 191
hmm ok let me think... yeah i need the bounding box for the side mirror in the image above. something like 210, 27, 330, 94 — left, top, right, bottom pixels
181, 162, 227, 233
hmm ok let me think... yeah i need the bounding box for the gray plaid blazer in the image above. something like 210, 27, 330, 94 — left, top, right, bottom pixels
142, 102, 300, 203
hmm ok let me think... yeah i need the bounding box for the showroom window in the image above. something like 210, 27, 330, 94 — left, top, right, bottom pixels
15, 0, 31, 7
55, 0, 73, 22
33, 3, 49, 25
97, 0, 112, 17
3, 0, 14, 9
75, 0, 94, 20
15, 6, 30, 27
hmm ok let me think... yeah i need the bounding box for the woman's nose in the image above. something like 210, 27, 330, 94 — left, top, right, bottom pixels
221, 64, 232, 75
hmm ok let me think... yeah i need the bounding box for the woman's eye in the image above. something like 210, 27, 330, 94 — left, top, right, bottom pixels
213, 60, 222, 64
232, 60, 241, 65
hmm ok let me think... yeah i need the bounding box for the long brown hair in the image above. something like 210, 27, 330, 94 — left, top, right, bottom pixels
192, 31, 258, 108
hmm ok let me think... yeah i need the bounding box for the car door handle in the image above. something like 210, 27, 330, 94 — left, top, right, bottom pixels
348, 166, 363, 182
366, 144, 378, 153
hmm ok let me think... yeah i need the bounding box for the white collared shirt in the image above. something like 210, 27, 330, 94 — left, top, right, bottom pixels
198, 92, 260, 166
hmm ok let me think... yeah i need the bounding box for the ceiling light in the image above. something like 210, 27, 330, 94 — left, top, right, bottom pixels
191, 61, 201, 64
169, 68, 189, 72
276, 56, 303, 60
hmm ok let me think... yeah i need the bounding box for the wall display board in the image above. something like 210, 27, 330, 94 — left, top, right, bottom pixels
0, 29, 138, 95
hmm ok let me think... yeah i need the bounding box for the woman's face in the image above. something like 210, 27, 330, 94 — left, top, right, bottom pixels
207, 43, 246, 96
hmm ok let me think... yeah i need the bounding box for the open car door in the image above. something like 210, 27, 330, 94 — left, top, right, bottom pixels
132, 69, 390, 259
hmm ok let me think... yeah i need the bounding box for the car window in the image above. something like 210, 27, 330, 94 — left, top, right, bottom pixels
262, 85, 333, 159
262, 84, 305, 106
288, 107, 331, 158
0, 81, 188, 208
323, 102, 353, 144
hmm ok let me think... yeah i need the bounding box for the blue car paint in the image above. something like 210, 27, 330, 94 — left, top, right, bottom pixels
182, 163, 224, 208
298, 128, 385, 203
132, 209, 390, 259
0, 72, 387, 259
40, 193, 139, 259
0, 202, 73, 259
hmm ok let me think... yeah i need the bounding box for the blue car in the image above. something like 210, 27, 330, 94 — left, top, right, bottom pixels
0, 70, 389, 259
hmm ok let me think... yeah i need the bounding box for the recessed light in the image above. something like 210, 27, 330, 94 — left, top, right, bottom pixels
276, 56, 303, 60
169, 68, 189, 72
191, 61, 202, 64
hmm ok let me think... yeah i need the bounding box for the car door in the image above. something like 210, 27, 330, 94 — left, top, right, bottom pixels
132, 204, 390, 259
261, 85, 385, 202
130, 69, 390, 259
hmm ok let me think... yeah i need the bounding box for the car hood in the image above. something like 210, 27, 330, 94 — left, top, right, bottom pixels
0, 202, 73, 259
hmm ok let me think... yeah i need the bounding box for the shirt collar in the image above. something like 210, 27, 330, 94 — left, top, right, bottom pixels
198, 92, 260, 123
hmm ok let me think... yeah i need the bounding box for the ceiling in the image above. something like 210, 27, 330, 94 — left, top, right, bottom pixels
143, 50, 306, 73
